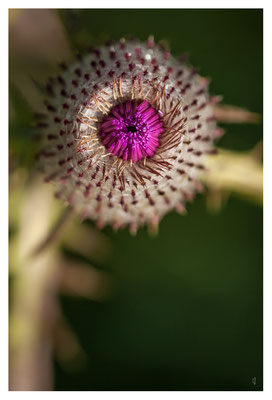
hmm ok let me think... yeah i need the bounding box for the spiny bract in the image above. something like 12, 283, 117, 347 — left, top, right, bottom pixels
37, 37, 221, 234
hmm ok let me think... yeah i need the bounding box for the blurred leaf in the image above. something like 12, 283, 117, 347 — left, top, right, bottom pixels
60, 245, 110, 274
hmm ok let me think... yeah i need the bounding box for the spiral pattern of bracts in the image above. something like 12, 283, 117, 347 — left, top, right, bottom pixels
36, 37, 222, 233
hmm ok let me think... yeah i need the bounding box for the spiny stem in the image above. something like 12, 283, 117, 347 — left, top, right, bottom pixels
202, 148, 263, 204
214, 104, 261, 124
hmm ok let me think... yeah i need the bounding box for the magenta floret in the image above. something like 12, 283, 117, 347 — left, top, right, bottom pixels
99, 100, 164, 163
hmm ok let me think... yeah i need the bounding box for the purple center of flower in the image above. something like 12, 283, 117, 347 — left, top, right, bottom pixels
99, 100, 164, 163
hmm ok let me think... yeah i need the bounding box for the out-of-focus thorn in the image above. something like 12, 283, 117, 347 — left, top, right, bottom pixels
202, 147, 263, 205
175, 202, 187, 215
214, 104, 261, 124
251, 140, 263, 161
206, 189, 230, 214
52, 314, 87, 372
96, 219, 105, 230
129, 222, 138, 236
147, 35, 154, 49
199, 76, 211, 88
62, 220, 112, 262
58, 257, 115, 301
112, 219, 123, 232
210, 95, 223, 105
195, 181, 205, 193
213, 128, 225, 138
147, 215, 159, 236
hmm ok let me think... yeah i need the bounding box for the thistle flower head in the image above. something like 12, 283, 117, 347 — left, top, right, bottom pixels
37, 37, 220, 233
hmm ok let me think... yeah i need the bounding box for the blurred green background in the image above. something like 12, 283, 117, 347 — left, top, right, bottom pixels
9, 9, 262, 391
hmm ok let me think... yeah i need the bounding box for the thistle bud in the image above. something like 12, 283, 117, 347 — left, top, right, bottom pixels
37, 37, 220, 233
